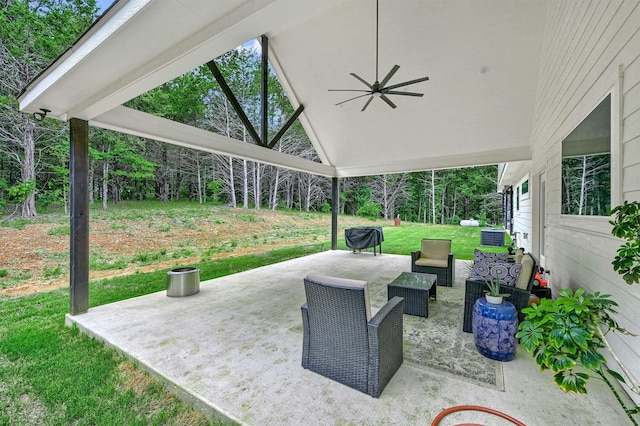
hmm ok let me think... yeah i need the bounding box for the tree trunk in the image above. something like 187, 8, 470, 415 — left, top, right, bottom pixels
163, 180, 170, 203
305, 174, 312, 212
285, 179, 292, 209
228, 157, 237, 208
89, 158, 95, 205
162, 146, 169, 203
579, 155, 587, 215
20, 120, 37, 218
431, 170, 436, 225
197, 157, 203, 204
253, 161, 262, 210
102, 160, 109, 210
271, 167, 279, 211
452, 191, 457, 221
383, 177, 389, 219
340, 179, 346, 214
242, 159, 249, 209
440, 183, 446, 224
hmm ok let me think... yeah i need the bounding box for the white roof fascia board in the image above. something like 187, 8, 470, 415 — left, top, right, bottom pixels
91, 106, 336, 178
334, 146, 532, 178
18, 0, 151, 118
19, 0, 339, 122
497, 160, 532, 187
66, 0, 283, 120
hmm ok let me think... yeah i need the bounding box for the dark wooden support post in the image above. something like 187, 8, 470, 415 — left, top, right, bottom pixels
331, 177, 339, 250
70, 118, 89, 315
261, 35, 268, 147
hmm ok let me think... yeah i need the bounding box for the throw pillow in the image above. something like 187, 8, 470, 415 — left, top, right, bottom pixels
471, 262, 522, 287
474, 249, 509, 264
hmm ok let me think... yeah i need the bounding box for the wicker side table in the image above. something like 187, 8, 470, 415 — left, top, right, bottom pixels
387, 272, 437, 318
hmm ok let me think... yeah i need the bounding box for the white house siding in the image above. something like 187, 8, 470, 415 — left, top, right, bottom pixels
511, 174, 534, 252
515, 0, 640, 403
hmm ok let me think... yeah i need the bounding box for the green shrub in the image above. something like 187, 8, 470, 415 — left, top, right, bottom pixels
240, 213, 261, 223
356, 201, 381, 219
48, 225, 70, 236
132, 253, 149, 263
43, 265, 62, 278
157, 224, 171, 232
90, 257, 128, 271
1, 219, 29, 230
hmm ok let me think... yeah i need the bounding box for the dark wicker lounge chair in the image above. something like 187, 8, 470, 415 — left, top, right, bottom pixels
462, 252, 538, 333
411, 239, 455, 287
301, 274, 404, 398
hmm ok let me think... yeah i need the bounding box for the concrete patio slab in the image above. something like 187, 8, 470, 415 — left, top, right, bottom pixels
66, 250, 634, 425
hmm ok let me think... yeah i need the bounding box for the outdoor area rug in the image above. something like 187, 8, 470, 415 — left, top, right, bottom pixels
291, 279, 504, 391
369, 282, 504, 391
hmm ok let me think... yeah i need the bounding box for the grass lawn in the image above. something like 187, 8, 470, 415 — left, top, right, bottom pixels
335, 223, 511, 259
0, 244, 332, 425
1, 204, 510, 424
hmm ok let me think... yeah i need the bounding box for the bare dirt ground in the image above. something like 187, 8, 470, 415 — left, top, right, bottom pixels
0, 207, 369, 297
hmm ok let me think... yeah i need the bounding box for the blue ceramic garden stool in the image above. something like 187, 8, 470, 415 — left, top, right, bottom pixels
472, 298, 518, 361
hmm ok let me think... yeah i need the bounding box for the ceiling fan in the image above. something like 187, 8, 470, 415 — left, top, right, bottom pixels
329, 0, 429, 112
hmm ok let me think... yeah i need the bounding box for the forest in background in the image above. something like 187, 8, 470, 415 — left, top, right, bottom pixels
1, 0, 502, 226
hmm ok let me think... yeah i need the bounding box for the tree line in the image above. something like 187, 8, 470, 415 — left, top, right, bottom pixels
1, 0, 502, 225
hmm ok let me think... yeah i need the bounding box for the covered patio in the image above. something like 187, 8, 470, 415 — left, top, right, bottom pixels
19, 0, 549, 314
19, 0, 640, 422
66, 250, 634, 425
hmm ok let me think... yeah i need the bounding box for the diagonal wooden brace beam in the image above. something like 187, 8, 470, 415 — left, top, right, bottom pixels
206, 60, 263, 146
267, 104, 305, 149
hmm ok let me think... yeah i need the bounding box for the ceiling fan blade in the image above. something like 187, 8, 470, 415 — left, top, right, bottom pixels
380, 94, 397, 109
384, 91, 424, 97
379, 65, 400, 87
385, 76, 429, 91
350, 73, 373, 89
336, 93, 371, 106
361, 96, 374, 111
332, 0, 429, 112
328, 89, 371, 92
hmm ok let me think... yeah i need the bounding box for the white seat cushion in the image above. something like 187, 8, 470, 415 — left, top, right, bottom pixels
515, 254, 534, 290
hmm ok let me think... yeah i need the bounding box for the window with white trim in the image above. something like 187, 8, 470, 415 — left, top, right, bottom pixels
561, 94, 611, 216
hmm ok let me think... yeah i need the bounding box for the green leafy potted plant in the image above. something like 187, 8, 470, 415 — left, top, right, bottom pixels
514, 201, 640, 424
517, 289, 639, 424
484, 275, 510, 304
610, 200, 640, 285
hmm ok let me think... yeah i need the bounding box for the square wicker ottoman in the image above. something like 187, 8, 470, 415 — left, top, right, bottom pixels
387, 272, 437, 318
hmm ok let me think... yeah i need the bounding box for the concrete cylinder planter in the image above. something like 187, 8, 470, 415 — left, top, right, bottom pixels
166, 267, 200, 297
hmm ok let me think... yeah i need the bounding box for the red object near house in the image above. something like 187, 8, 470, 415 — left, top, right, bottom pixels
535, 271, 548, 287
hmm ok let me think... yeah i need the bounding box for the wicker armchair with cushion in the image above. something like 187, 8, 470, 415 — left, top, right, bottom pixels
301, 274, 404, 398
462, 252, 539, 333
411, 239, 455, 287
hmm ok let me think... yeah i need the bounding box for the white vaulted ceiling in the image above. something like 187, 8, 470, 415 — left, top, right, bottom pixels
19, 0, 548, 177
